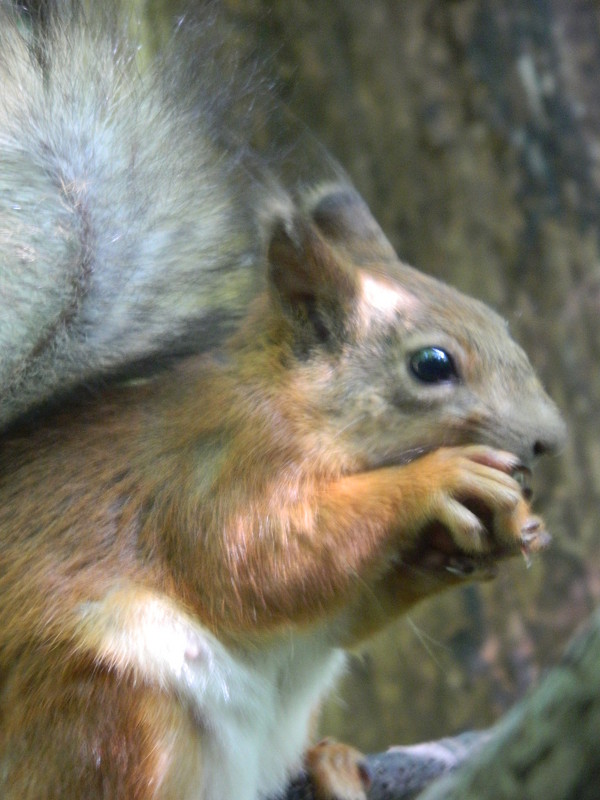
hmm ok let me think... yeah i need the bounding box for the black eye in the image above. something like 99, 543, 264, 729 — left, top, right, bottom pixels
409, 347, 458, 384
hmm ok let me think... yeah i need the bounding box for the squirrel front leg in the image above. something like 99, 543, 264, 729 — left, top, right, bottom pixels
333, 445, 547, 646
201, 444, 543, 636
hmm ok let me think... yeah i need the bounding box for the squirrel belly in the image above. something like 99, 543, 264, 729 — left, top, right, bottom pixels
0, 4, 566, 800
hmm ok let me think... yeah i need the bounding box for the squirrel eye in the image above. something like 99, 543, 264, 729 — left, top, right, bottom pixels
409, 347, 458, 384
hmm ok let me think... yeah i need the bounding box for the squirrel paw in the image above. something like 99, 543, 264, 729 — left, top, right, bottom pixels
411, 445, 550, 570
305, 738, 371, 800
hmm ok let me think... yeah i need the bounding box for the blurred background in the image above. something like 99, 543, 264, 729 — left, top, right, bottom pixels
129, 0, 597, 752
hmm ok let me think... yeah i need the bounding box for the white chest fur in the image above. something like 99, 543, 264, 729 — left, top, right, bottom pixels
77, 590, 346, 800
199, 634, 346, 800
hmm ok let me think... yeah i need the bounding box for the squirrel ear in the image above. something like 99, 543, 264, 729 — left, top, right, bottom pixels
267, 214, 358, 345
309, 186, 397, 263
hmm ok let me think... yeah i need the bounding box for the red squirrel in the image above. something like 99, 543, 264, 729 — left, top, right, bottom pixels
0, 5, 564, 799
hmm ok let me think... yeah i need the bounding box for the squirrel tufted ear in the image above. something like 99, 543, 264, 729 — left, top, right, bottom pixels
267, 213, 359, 344
308, 186, 397, 263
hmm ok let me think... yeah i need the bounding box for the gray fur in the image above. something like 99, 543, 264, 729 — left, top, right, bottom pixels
0, 2, 266, 427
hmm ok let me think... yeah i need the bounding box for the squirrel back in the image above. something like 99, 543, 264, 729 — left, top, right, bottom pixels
0, 1, 267, 428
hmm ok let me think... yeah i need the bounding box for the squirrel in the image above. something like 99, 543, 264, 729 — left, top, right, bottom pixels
0, 3, 566, 800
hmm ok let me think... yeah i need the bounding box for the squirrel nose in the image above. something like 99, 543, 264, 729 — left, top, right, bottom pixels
530, 407, 567, 461
533, 439, 555, 458
533, 440, 549, 457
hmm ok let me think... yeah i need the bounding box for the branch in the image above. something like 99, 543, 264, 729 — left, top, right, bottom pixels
417, 606, 600, 800
277, 606, 600, 800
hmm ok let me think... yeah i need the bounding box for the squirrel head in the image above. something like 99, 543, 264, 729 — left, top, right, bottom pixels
263, 186, 566, 471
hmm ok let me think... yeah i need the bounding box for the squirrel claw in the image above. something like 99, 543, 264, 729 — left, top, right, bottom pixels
519, 518, 551, 569
520, 518, 551, 553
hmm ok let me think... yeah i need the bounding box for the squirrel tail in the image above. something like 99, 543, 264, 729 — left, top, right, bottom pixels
0, 1, 267, 427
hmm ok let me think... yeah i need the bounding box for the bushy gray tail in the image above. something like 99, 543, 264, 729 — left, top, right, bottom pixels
0, 1, 267, 427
